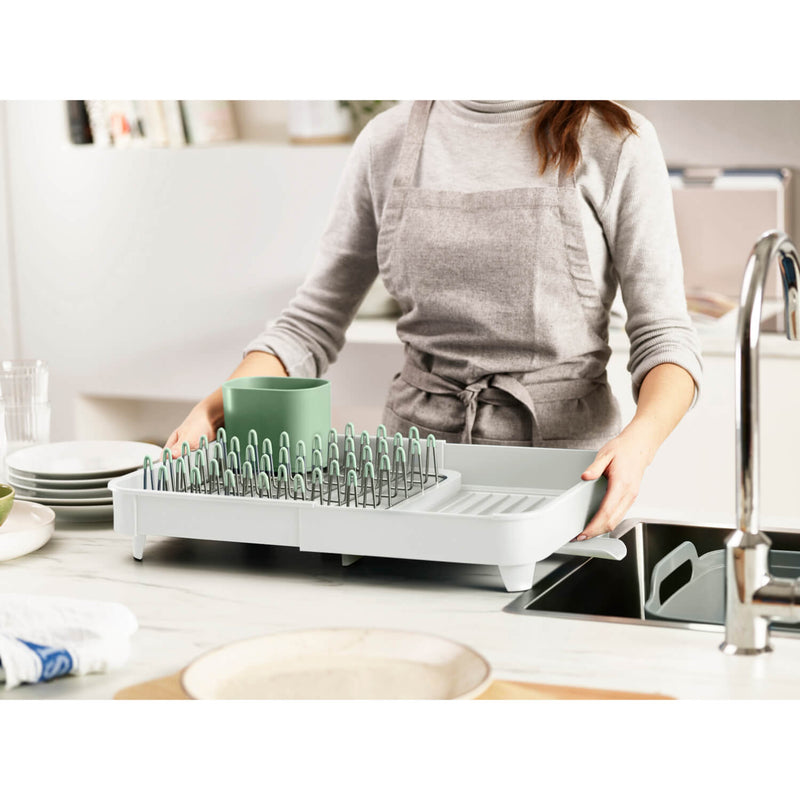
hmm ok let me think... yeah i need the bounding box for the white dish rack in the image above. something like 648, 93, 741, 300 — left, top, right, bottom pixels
110, 436, 624, 592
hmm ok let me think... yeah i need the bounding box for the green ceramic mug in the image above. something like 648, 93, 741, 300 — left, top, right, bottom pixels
222, 377, 332, 466
0, 483, 15, 527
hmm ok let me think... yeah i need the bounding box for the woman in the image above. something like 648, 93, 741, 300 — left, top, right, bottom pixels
166, 100, 702, 540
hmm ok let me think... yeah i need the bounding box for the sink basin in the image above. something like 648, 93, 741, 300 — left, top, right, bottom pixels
504, 519, 800, 637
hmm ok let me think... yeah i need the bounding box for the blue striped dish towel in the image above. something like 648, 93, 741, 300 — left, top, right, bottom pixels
0, 594, 138, 690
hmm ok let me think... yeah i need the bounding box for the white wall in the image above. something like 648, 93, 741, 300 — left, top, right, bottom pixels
0, 103, 19, 358
624, 101, 800, 234
2, 101, 350, 439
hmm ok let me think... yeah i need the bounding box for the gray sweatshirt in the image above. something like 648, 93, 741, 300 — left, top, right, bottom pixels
245, 100, 703, 402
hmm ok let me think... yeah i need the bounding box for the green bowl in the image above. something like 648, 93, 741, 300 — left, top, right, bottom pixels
0, 484, 15, 527
222, 376, 332, 465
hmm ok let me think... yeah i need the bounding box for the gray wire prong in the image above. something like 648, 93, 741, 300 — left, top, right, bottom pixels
393, 446, 408, 498
245, 444, 258, 477
278, 446, 292, 482
344, 468, 359, 507
327, 440, 340, 464
209, 459, 221, 495
293, 473, 307, 501
143, 455, 154, 490
257, 470, 271, 499
377, 453, 393, 508
409, 438, 424, 490
310, 466, 324, 503
223, 468, 238, 496
259, 452, 274, 481
242, 461, 256, 497
248, 429, 259, 453
190, 466, 202, 494
175, 459, 188, 493
359, 443, 373, 480
156, 464, 170, 492
216, 427, 228, 465
362, 462, 377, 508
326, 460, 341, 506
162, 448, 175, 489
425, 434, 438, 483
276, 464, 289, 499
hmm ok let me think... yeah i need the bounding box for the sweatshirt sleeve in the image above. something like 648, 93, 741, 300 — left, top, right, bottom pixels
599, 119, 703, 404
243, 125, 380, 378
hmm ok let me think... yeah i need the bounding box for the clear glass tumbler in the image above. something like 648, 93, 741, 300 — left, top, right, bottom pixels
0, 359, 49, 405
2, 402, 51, 455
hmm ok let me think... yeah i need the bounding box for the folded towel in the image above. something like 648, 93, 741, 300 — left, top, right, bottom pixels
0, 594, 138, 690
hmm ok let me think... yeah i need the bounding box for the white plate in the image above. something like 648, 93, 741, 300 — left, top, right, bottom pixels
11, 492, 112, 507
180, 628, 493, 700
0, 500, 55, 561
8, 482, 111, 500
52, 505, 114, 522
7, 471, 113, 490
7, 441, 163, 479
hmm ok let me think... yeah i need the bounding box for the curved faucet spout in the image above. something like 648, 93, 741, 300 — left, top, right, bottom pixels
736, 231, 800, 536
723, 230, 800, 655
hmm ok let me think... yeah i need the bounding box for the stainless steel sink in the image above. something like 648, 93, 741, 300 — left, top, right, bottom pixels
504, 519, 800, 638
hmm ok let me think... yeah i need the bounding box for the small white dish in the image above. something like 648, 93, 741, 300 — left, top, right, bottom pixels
0, 500, 55, 561
7, 471, 113, 490
180, 628, 493, 700
7, 440, 162, 479
8, 482, 111, 500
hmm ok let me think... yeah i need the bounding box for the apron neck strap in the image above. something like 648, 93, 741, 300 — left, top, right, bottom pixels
393, 100, 575, 189
392, 101, 433, 188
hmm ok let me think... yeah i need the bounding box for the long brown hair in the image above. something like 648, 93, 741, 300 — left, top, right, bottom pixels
532, 101, 637, 176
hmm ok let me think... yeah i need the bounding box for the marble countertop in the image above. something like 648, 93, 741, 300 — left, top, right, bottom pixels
4, 498, 800, 700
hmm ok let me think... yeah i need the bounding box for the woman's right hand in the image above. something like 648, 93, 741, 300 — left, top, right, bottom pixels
164, 393, 223, 457
163, 351, 289, 457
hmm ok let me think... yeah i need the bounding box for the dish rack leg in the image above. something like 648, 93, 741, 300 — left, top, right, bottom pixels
132, 534, 146, 561
341, 554, 362, 567
498, 564, 537, 593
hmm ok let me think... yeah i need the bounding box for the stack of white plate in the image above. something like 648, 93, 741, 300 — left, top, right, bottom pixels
6, 441, 163, 522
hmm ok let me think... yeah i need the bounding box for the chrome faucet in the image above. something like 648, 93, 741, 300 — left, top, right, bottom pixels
722, 230, 800, 655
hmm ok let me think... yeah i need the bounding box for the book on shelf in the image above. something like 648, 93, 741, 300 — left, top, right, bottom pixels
80, 100, 187, 147
78, 100, 235, 147
179, 101, 238, 145
66, 101, 93, 144
84, 101, 111, 146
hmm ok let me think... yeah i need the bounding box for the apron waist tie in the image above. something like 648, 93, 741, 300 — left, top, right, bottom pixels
400, 362, 602, 445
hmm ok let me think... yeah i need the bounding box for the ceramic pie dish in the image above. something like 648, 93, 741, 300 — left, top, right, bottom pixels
180, 628, 492, 700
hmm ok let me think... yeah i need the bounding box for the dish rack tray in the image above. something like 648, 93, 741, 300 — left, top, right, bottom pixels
110, 436, 613, 592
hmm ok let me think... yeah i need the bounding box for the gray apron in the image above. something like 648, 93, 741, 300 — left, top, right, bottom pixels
377, 101, 622, 449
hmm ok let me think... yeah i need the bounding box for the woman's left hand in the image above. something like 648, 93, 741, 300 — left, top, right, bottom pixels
576, 425, 657, 539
